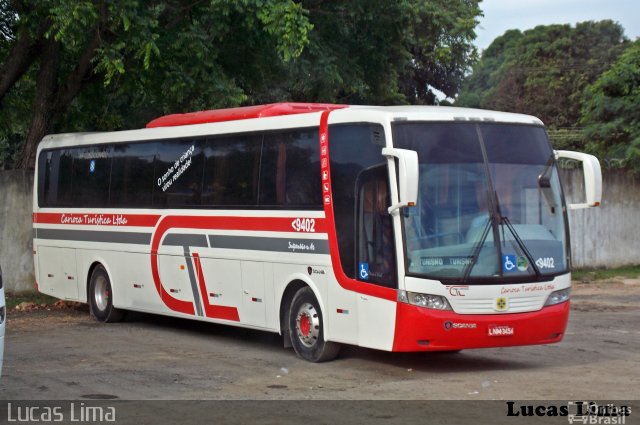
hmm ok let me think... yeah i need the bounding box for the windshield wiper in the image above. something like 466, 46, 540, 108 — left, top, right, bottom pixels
491, 187, 542, 278
461, 215, 492, 284
470, 124, 542, 281
461, 189, 503, 283
501, 214, 542, 279
462, 190, 542, 282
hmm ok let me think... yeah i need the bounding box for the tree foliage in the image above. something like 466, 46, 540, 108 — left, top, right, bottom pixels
284, 0, 481, 105
580, 40, 640, 172
0, 0, 481, 169
456, 21, 627, 131
0, 0, 314, 168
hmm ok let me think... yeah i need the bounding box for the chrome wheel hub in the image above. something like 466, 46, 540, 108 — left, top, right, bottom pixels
295, 302, 320, 348
94, 276, 109, 312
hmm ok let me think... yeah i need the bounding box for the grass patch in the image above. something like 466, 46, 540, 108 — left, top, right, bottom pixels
572, 265, 640, 282
5, 291, 59, 310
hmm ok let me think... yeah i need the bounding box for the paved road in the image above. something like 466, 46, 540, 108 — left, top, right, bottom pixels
0, 281, 638, 402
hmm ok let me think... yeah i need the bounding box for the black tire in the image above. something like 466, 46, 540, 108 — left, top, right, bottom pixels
89, 265, 124, 323
288, 287, 340, 362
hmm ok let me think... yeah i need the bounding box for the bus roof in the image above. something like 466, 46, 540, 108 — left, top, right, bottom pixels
146, 102, 543, 129
146, 103, 347, 128
39, 104, 544, 150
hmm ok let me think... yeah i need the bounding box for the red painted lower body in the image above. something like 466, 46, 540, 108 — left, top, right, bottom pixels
392, 301, 570, 351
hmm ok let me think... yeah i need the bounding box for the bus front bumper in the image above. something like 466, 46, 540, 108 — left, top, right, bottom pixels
391, 301, 570, 352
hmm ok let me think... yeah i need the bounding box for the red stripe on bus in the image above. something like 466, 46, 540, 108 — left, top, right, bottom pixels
319, 110, 397, 302
150, 253, 195, 316
33, 212, 327, 234
149, 215, 327, 315
192, 253, 240, 322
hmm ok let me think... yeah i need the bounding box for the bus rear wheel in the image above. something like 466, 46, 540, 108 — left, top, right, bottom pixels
89, 265, 124, 323
288, 287, 340, 362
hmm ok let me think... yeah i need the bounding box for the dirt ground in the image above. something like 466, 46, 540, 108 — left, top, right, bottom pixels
0, 280, 638, 402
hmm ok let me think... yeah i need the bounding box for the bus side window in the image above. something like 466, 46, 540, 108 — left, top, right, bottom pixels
110, 143, 157, 207
56, 149, 74, 207
356, 167, 396, 287
260, 129, 321, 208
38, 150, 60, 207
202, 135, 262, 207
153, 139, 204, 207
72, 146, 112, 207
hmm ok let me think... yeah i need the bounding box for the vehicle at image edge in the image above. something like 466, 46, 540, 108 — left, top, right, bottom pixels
32, 103, 602, 362
0, 264, 6, 376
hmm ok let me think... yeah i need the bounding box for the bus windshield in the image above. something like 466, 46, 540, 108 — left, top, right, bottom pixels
393, 122, 568, 283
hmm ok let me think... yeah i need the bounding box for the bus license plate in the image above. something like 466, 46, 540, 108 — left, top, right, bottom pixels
488, 325, 514, 336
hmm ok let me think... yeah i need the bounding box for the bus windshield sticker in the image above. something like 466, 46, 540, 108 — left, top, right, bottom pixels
420, 256, 473, 267
517, 256, 529, 271
535, 257, 556, 269
358, 262, 369, 280
503, 255, 517, 272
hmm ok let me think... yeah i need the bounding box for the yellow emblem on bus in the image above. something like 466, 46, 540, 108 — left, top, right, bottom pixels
495, 297, 508, 312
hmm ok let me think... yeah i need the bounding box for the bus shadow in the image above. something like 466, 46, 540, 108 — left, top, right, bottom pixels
121, 311, 552, 373
122, 311, 285, 349
337, 346, 542, 373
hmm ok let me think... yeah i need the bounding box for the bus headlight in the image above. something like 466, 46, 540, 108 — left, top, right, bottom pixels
544, 288, 571, 306
398, 290, 452, 310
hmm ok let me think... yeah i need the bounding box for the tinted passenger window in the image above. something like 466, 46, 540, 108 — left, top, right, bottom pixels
110, 143, 157, 207
260, 129, 321, 208
38, 150, 59, 207
37, 128, 323, 210
153, 139, 204, 207
37, 149, 78, 207
202, 135, 262, 206
57, 149, 74, 206
71, 146, 112, 207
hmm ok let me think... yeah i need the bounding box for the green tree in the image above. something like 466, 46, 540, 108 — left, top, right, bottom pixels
0, 0, 313, 169
581, 40, 640, 172
457, 21, 627, 131
280, 0, 481, 105
1, 0, 482, 169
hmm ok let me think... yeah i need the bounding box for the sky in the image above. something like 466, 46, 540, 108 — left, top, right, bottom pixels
475, 0, 640, 51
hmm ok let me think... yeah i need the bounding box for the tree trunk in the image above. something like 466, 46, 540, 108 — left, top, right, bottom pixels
16, 38, 60, 169
0, 20, 49, 104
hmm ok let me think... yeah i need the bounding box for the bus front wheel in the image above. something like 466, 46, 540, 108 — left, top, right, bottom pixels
288, 287, 340, 362
89, 265, 124, 323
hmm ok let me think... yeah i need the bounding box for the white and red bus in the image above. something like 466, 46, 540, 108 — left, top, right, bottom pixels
32, 103, 601, 362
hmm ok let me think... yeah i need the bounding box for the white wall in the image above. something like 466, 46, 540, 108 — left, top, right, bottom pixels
0, 171, 35, 292
561, 169, 640, 268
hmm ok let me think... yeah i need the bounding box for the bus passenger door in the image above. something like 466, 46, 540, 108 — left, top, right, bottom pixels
355, 167, 397, 350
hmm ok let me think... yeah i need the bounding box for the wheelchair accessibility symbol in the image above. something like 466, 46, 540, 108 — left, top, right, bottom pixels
358, 262, 369, 280
502, 255, 517, 273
